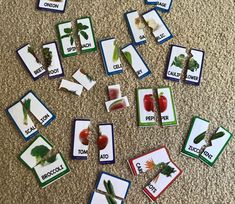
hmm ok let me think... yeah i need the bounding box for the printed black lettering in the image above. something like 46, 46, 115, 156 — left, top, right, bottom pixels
44, 3, 59, 8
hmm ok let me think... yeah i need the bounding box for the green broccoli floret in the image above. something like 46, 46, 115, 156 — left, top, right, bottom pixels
31, 145, 50, 163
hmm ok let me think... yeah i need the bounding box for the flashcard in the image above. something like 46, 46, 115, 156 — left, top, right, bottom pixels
16, 44, 46, 80
157, 87, 177, 126
165, 45, 187, 82
124, 10, 146, 45
99, 38, 123, 75
77, 17, 97, 53
142, 9, 173, 44
37, 0, 68, 13
199, 127, 233, 167
143, 161, 182, 201
145, 0, 173, 12
6, 101, 38, 141
96, 172, 131, 199
136, 88, 156, 127
105, 96, 130, 112
21, 91, 56, 127
72, 69, 96, 90
185, 49, 205, 86
181, 116, 209, 159
128, 146, 171, 176
89, 191, 123, 204
108, 85, 121, 100
98, 124, 115, 164
57, 21, 77, 57
33, 153, 70, 188
42, 42, 64, 78
121, 44, 151, 79
19, 135, 53, 169
59, 79, 83, 96
72, 119, 91, 160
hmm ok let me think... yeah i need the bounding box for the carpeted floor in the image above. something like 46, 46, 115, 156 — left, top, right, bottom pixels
0, 0, 235, 203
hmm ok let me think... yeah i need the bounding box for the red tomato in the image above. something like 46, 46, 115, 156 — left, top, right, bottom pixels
79, 129, 90, 145
97, 135, 108, 150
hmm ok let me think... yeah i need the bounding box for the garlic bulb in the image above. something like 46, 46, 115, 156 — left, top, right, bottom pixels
135, 17, 145, 30
147, 19, 160, 32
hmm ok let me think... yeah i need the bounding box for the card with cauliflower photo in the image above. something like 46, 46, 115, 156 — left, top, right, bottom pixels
37, 0, 68, 13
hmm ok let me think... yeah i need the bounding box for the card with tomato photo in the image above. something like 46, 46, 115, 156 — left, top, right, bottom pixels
37, 0, 68, 13
157, 87, 177, 126
105, 96, 130, 112
72, 119, 91, 160
136, 88, 156, 126
143, 161, 182, 201
145, 0, 173, 13
98, 124, 115, 164
108, 84, 121, 100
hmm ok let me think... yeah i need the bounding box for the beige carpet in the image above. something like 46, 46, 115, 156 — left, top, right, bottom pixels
0, 0, 235, 203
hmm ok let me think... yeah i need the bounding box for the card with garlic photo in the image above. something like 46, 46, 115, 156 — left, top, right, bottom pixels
181, 116, 209, 159
98, 124, 115, 164
33, 153, 70, 188
165, 45, 187, 82
185, 49, 205, 86
16, 44, 46, 80
128, 146, 171, 176
142, 9, 173, 44
145, 0, 173, 12
56, 21, 78, 57
77, 17, 97, 53
72, 119, 91, 160
19, 135, 53, 169
121, 44, 151, 79
20, 91, 56, 127
73, 69, 96, 91
37, 0, 68, 13
124, 10, 146, 46
199, 127, 233, 167
59, 79, 83, 96
105, 96, 130, 112
99, 38, 123, 76
89, 191, 123, 204
143, 161, 182, 201
42, 42, 64, 78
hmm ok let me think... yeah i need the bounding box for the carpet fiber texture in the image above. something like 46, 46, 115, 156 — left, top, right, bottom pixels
0, 0, 235, 203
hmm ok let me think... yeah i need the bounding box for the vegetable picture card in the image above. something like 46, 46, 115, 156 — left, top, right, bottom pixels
57, 21, 77, 58
89, 191, 123, 204
59, 79, 83, 96
157, 87, 177, 126
105, 96, 130, 112
37, 0, 68, 13
99, 38, 123, 75
42, 42, 64, 78
16, 44, 46, 80
199, 127, 233, 167
124, 10, 146, 46
143, 161, 182, 201
96, 172, 131, 199
73, 69, 96, 91
33, 153, 70, 188
136, 88, 156, 127
181, 116, 209, 159
142, 9, 173, 44
121, 44, 151, 80
128, 146, 171, 176
20, 91, 56, 127
19, 135, 53, 169
77, 17, 97, 53
108, 85, 121, 100
72, 119, 91, 160
185, 49, 205, 86
145, 0, 173, 12
98, 124, 115, 164
7, 101, 39, 141
165, 45, 187, 82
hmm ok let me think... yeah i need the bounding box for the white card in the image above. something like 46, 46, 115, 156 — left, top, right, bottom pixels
59, 79, 83, 96
145, 0, 173, 12
121, 44, 151, 79
108, 85, 122, 100
17, 44, 46, 80
42, 42, 64, 78
37, 0, 68, 13
98, 124, 115, 164
99, 38, 123, 75
73, 69, 96, 90
105, 96, 130, 112
72, 119, 91, 160
124, 10, 146, 45
142, 9, 173, 44
89, 192, 123, 204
